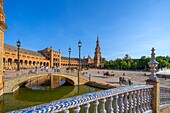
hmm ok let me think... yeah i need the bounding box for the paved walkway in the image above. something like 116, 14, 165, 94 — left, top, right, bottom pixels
4, 69, 170, 87
82, 69, 170, 87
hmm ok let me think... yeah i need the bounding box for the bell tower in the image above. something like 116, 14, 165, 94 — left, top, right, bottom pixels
0, 0, 8, 95
94, 37, 102, 68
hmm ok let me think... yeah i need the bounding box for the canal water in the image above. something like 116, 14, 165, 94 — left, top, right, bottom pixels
0, 80, 100, 112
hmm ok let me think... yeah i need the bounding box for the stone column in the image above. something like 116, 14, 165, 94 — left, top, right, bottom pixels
146, 47, 160, 113
0, 16, 7, 95
59, 51, 61, 68
0, 31, 3, 95
0, 30, 7, 96
12, 58, 14, 69
146, 80, 160, 113
50, 48, 54, 68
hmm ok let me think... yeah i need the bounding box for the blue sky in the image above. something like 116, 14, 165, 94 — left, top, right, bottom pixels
4, 0, 170, 60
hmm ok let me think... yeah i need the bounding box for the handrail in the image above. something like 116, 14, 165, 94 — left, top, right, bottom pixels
9, 84, 153, 113
160, 85, 170, 109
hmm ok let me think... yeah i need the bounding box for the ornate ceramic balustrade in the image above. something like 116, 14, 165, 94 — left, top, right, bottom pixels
9, 85, 153, 113
160, 86, 170, 109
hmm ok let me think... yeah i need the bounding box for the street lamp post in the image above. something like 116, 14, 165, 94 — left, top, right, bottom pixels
148, 47, 159, 82
78, 40, 82, 85
17, 39, 21, 71
68, 47, 71, 74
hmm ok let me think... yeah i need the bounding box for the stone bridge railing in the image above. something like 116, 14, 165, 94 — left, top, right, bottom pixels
4, 68, 55, 80
9, 84, 153, 113
4, 68, 77, 81
160, 86, 170, 109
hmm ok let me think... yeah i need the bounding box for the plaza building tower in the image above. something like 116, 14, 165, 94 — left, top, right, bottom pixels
0, 0, 8, 95
94, 37, 102, 68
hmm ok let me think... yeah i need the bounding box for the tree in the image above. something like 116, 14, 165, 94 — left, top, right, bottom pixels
120, 60, 128, 69
130, 62, 137, 70
101, 55, 170, 71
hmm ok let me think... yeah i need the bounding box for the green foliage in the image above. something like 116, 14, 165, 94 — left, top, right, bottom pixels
102, 55, 170, 71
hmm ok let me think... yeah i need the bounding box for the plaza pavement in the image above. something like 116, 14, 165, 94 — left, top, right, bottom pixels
82, 69, 170, 87
4, 69, 170, 87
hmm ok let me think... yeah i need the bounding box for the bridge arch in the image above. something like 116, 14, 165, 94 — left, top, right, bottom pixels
4, 73, 79, 93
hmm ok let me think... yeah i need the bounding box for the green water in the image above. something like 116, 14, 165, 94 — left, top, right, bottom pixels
0, 85, 100, 112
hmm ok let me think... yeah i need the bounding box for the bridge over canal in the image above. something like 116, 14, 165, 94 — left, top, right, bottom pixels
4, 70, 87, 93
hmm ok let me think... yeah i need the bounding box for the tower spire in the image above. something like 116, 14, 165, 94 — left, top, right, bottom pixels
96, 36, 100, 47
0, 0, 7, 30
94, 36, 102, 68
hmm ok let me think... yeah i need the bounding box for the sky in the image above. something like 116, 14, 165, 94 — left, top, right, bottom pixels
3, 0, 170, 60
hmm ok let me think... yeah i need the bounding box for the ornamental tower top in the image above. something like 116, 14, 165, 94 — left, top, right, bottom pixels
94, 37, 102, 68
0, 0, 7, 30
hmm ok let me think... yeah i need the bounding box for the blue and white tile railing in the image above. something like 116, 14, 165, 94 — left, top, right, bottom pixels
9, 85, 153, 113
160, 86, 170, 109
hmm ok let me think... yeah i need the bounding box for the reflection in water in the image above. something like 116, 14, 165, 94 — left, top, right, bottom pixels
30, 79, 66, 90
0, 82, 100, 112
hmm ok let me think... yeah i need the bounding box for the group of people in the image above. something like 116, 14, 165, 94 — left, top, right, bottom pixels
102, 71, 115, 77
119, 73, 132, 85
39, 66, 49, 72
39, 66, 60, 73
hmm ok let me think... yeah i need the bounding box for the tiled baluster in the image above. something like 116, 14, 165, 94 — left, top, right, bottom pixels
149, 88, 153, 109
145, 89, 148, 111
119, 94, 124, 113
148, 88, 152, 109
113, 95, 119, 113
143, 89, 147, 111
165, 89, 166, 104
166, 89, 168, 104
129, 91, 133, 113
167, 90, 168, 104
169, 90, 170, 104
168, 89, 170, 104
140, 89, 144, 112
164, 88, 165, 104
145, 89, 149, 110
73, 106, 80, 113
100, 98, 106, 113
165, 88, 167, 104
165, 88, 166, 104
136, 90, 140, 113
107, 97, 113, 113
93, 100, 99, 113
132, 91, 136, 113
62, 110, 69, 113
124, 92, 129, 113
169, 89, 170, 104
84, 103, 90, 113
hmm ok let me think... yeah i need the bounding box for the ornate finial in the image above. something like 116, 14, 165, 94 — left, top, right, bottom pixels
59, 49, 60, 52
97, 36, 99, 41
148, 47, 159, 82
151, 47, 156, 60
